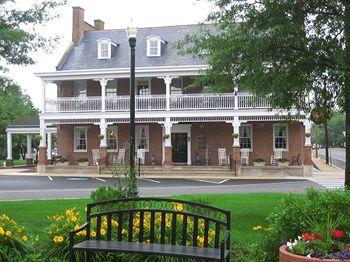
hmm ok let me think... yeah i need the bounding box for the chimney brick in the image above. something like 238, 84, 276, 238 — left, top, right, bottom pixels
94, 19, 105, 30
72, 6, 85, 43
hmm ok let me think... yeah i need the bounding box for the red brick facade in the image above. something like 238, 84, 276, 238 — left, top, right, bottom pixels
38, 147, 48, 165
56, 121, 310, 167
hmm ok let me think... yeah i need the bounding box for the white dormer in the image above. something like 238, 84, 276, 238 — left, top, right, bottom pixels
146, 35, 165, 57
97, 38, 116, 59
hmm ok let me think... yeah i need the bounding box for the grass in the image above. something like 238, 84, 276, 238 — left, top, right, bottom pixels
0, 193, 290, 243
0, 159, 27, 166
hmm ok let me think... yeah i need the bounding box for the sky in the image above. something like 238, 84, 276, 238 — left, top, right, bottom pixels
7, 0, 213, 110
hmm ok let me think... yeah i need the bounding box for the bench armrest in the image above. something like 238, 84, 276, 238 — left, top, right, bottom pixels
71, 222, 89, 235
220, 231, 230, 260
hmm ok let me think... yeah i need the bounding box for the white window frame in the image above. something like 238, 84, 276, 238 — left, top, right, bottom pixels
97, 38, 115, 59
136, 125, 149, 152
107, 126, 118, 152
146, 36, 163, 57
74, 126, 88, 152
171, 78, 183, 95
273, 123, 289, 151
239, 124, 253, 151
74, 80, 87, 97
106, 79, 118, 97
137, 78, 151, 96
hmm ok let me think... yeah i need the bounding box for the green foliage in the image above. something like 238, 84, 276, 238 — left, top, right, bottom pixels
90, 185, 129, 203
57, 157, 68, 163
277, 157, 289, 163
253, 157, 265, 163
255, 189, 350, 262
76, 157, 88, 162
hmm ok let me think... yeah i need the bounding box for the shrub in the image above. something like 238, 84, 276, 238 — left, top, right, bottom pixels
253, 157, 265, 163
57, 157, 68, 163
255, 189, 350, 262
0, 214, 30, 261
77, 157, 88, 162
277, 157, 288, 163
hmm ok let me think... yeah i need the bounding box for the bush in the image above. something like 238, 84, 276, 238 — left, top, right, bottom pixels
57, 157, 68, 163
277, 157, 288, 163
77, 157, 88, 162
253, 157, 265, 163
0, 214, 30, 261
255, 189, 350, 262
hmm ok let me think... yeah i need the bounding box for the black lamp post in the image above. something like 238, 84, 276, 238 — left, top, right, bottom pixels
126, 26, 137, 193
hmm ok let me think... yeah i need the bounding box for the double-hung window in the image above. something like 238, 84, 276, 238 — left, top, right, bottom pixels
137, 79, 150, 96
136, 125, 149, 151
74, 80, 87, 97
106, 80, 117, 97
171, 78, 183, 95
239, 125, 252, 150
274, 124, 288, 150
146, 36, 163, 57
107, 126, 118, 151
74, 127, 87, 152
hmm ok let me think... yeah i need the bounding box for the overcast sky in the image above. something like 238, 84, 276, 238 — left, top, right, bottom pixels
7, 0, 213, 110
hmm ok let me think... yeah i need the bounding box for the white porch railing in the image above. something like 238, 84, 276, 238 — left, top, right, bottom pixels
170, 93, 235, 110
45, 94, 270, 113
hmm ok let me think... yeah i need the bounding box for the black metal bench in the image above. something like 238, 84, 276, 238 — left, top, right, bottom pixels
69, 197, 231, 261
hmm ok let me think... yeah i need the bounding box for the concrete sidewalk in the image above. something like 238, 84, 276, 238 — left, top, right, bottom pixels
312, 157, 344, 179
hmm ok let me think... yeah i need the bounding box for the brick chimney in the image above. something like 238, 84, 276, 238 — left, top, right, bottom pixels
72, 6, 85, 43
94, 19, 105, 30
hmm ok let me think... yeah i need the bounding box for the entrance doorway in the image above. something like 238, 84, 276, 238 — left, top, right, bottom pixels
172, 133, 187, 163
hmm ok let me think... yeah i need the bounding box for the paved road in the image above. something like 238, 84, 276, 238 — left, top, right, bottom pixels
316, 148, 345, 169
0, 175, 324, 200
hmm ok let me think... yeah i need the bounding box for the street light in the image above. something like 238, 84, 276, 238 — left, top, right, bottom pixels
126, 26, 137, 193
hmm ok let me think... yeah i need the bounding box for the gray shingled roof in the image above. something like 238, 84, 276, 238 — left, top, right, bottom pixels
8, 115, 39, 128
58, 24, 209, 71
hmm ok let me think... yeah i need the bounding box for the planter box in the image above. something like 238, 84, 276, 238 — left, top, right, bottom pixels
253, 162, 266, 167
78, 162, 89, 167
277, 162, 289, 167
279, 246, 350, 262
55, 161, 69, 167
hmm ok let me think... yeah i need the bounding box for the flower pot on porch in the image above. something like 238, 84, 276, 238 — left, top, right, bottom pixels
55, 161, 69, 167
253, 161, 265, 167
78, 162, 89, 167
277, 162, 289, 167
279, 246, 350, 262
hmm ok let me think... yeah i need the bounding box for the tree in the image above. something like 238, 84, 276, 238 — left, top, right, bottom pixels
0, 0, 65, 75
178, 0, 350, 188
0, 78, 38, 159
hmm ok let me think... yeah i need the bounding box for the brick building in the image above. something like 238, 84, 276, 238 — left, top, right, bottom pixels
6, 6, 312, 176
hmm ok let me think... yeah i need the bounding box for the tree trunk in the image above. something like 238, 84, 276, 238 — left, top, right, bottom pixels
325, 121, 329, 164
344, 1, 350, 188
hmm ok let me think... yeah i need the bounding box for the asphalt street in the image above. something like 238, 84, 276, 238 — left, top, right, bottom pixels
0, 175, 323, 200
316, 148, 345, 169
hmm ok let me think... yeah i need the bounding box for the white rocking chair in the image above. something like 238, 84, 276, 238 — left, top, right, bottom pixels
137, 149, 146, 165
117, 148, 125, 165
92, 148, 100, 166
271, 149, 283, 165
240, 150, 250, 166
218, 148, 229, 166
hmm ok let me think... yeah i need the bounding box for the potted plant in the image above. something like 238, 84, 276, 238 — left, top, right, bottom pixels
34, 134, 43, 140
55, 156, 69, 167
280, 216, 350, 262
77, 157, 89, 167
163, 134, 170, 140
253, 157, 266, 166
97, 134, 104, 140
305, 132, 311, 137
232, 132, 239, 138
277, 157, 289, 167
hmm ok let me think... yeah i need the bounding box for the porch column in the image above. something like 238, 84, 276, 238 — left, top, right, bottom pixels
25, 134, 33, 165
302, 119, 313, 176
37, 118, 47, 173
6, 131, 13, 167
163, 119, 173, 166
159, 76, 177, 111
229, 117, 241, 174
47, 132, 52, 162
96, 78, 113, 113
41, 80, 47, 114
99, 118, 108, 168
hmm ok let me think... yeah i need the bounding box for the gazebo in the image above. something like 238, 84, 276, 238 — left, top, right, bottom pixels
5, 116, 57, 166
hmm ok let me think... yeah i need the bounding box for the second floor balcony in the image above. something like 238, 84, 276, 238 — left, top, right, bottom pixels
44, 93, 270, 113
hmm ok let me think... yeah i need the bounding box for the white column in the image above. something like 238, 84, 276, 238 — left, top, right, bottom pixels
99, 118, 108, 147
26, 134, 32, 159
47, 132, 52, 160
39, 119, 46, 148
234, 87, 239, 109
303, 119, 312, 146
100, 79, 107, 112
6, 132, 12, 160
163, 118, 173, 147
42, 80, 47, 113
159, 76, 175, 111
232, 117, 241, 147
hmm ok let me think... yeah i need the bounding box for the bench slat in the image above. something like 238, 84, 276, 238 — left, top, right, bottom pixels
73, 240, 225, 260
139, 211, 144, 243
171, 213, 177, 245
96, 216, 101, 240
117, 213, 123, 241
204, 218, 209, 247
128, 211, 133, 242
181, 214, 188, 246
215, 222, 220, 248
150, 211, 155, 243
160, 211, 166, 244
193, 217, 198, 247
107, 214, 112, 241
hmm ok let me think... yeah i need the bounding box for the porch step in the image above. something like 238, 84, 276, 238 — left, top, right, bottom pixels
45, 165, 99, 174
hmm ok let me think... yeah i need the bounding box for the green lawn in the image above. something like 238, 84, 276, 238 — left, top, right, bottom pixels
0, 193, 291, 243
0, 159, 27, 166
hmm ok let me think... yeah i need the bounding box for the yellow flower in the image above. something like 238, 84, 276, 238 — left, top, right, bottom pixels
210, 230, 216, 235
122, 229, 127, 234
264, 227, 272, 231
65, 210, 73, 216
112, 220, 118, 227
0, 227, 4, 235
2, 214, 9, 221
17, 227, 23, 233
91, 231, 96, 237
166, 222, 171, 228
48, 230, 52, 235
35, 235, 40, 241
22, 236, 28, 241
5, 231, 12, 237
174, 203, 184, 212
11, 220, 17, 226
100, 229, 106, 235
253, 226, 263, 231
53, 236, 64, 243
70, 216, 77, 222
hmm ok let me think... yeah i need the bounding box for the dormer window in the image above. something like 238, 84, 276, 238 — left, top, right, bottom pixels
146, 35, 164, 57
97, 38, 116, 59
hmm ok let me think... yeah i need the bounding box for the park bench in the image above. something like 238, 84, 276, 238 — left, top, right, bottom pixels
69, 197, 231, 261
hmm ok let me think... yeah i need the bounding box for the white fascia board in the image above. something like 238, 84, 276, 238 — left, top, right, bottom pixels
6, 127, 57, 134
34, 65, 210, 81
40, 109, 301, 121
